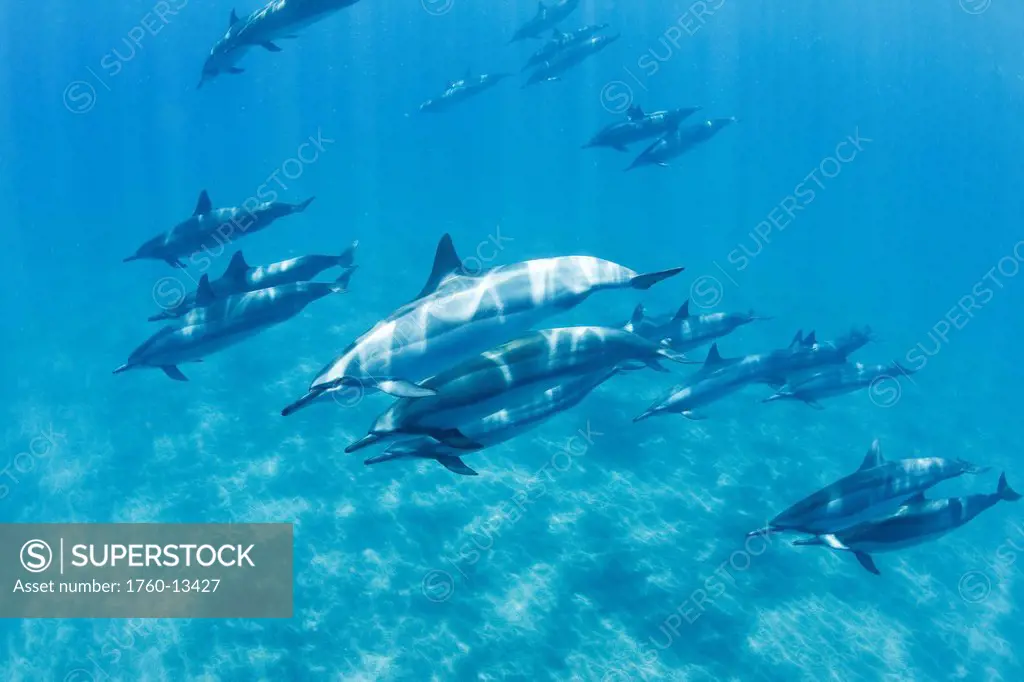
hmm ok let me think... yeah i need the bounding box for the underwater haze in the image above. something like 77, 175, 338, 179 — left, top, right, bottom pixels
2, 0, 1024, 680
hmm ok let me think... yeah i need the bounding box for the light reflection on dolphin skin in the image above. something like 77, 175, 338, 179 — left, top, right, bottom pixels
123, 190, 315, 269
281, 234, 684, 415
625, 117, 736, 171
523, 24, 610, 72
114, 268, 355, 381
199, 0, 362, 87
748, 440, 988, 540
344, 325, 693, 454
793, 473, 1021, 576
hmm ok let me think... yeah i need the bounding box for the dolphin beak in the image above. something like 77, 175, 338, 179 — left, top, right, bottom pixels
112, 364, 132, 375
280, 389, 324, 416
345, 433, 381, 454
123, 255, 139, 263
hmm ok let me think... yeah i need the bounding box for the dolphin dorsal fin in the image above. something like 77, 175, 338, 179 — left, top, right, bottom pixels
857, 439, 884, 471
703, 343, 727, 369
229, 9, 239, 26
803, 331, 817, 347
672, 300, 690, 321
413, 234, 463, 300
193, 190, 212, 216
225, 250, 250, 279
627, 303, 644, 330
195, 274, 217, 306
788, 330, 804, 349
626, 105, 644, 121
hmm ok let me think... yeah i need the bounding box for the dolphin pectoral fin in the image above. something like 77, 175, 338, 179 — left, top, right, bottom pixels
804, 399, 825, 410
228, 67, 245, 75
165, 258, 187, 269
854, 551, 881, 575
435, 455, 479, 476
262, 42, 282, 52
375, 379, 436, 398
630, 266, 685, 290
656, 162, 670, 168
612, 144, 629, 152
161, 366, 188, 381
681, 410, 706, 421
645, 359, 670, 373
330, 266, 357, 293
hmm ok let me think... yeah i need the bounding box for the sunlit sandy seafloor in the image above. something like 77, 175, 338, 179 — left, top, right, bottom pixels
3, 0, 1024, 679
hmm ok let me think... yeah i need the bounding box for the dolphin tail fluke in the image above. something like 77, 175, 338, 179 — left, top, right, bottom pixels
281, 388, 326, 416
436, 455, 479, 476
294, 196, 315, 213
998, 472, 1022, 502
338, 240, 358, 268
330, 266, 357, 293
346, 433, 383, 454
161, 366, 188, 381
630, 266, 685, 290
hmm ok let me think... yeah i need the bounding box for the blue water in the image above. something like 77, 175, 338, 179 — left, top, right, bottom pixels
2, 0, 1024, 679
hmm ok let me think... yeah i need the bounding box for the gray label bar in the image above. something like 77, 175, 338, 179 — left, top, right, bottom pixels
0, 524, 293, 618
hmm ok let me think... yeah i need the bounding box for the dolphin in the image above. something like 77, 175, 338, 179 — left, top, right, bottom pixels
632, 343, 768, 422
418, 71, 511, 113
362, 367, 619, 475
510, 0, 581, 43
623, 299, 769, 352
523, 35, 620, 88
793, 473, 1021, 575
522, 24, 610, 72
123, 190, 315, 269
150, 242, 357, 321
583, 105, 703, 152
345, 326, 692, 454
762, 327, 874, 385
280, 235, 684, 415
625, 117, 736, 170
114, 268, 354, 381
763, 360, 915, 408
748, 439, 989, 539
199, 0, 361, 87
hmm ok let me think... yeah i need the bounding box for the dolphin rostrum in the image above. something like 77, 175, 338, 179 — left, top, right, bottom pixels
748, 439, 989, 538
199, 0, 361, 87
793, 473, 1020, 575
114, 268, 355, 381
346, 326, 692, 454
280, 235, 684, 415
123, 190, 315, 269
150, 242, 357, 321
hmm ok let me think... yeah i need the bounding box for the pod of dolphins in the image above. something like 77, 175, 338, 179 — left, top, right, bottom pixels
110, 0, 1019, 579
